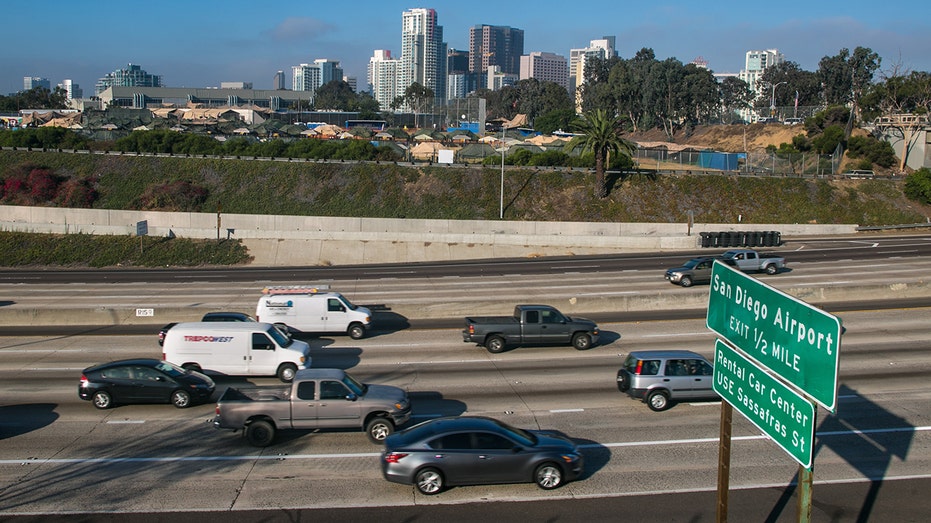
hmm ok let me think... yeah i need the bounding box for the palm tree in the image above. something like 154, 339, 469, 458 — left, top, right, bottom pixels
565, 109, 636, 198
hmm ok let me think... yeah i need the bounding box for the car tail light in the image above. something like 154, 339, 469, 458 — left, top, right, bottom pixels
383, 452, 408, 463
215, 405, 221, 416
634, 360, 643, 375
468, 324, 475, 335
80, 374, 89, 385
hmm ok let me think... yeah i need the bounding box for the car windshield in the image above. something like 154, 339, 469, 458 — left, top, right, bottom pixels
682, 259, 701, 269
336, 293, 358, 311
341, 373, 367, 395
267, 325, 292, 347
155, 361, 186, 377
491, 419, 537, 446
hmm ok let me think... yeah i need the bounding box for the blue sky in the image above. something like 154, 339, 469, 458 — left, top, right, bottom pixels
4, 0, 931, 95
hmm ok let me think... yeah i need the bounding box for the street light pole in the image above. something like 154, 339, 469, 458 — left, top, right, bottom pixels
770, 81, 787, 118
500, 127, 505, 219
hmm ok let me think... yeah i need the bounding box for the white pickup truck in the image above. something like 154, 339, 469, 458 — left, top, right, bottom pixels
720, 249, 787, 275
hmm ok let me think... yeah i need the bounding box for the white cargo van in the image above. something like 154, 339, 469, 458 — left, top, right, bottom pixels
255, 286, 372, 339
162, 322, 311, 382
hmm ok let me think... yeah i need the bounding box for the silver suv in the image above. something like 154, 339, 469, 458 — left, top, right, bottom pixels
616, 350, 717, 411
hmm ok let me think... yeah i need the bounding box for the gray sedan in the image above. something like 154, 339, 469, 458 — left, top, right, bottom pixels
380, 416, 584, 494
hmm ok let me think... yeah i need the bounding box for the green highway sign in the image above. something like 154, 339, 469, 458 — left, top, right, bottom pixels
713, 340, 816, 469
707, 261, 843, 412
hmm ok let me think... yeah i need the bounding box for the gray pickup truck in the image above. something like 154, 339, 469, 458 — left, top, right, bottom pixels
213, 368, 411, 446
721, 249, 787, 275
462, 304, 600, 353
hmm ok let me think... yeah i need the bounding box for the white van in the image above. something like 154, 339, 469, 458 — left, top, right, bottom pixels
255, 287, 372, 339
162, 322, 311, 382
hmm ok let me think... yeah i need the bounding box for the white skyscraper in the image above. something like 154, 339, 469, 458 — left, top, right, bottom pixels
739, 49, 785, 95
400, 8, 447, 108
368, 50, 400, 110
569, 36, 616, 92
292, 59, 343, 94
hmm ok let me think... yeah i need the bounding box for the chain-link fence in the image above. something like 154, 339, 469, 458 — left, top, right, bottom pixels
633, 147, 841, 177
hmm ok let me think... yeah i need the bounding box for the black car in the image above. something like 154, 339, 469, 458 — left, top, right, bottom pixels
158, 312, 255, 346
381, 416, 584, 494
79, 358, 215, 409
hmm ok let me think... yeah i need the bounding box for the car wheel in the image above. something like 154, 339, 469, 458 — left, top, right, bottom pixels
365, 416, 394, 443
181, 363, 201, 372
171, 390, 191, 408
572, 333, 592, 350
616, 370, 630, 392
415, 467, 444, 495
765, 264, 778, 275
647, 390, 670, 412
679, 276, 693, 287
485, 335, 506, 353
276, 363, 297, 382
348, 323, 365, 340
92, 390, 112, 409
534, 462, 564, 490
245, 420, 275, 447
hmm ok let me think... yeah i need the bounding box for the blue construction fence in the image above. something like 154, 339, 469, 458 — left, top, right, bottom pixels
699, 231, 781, 248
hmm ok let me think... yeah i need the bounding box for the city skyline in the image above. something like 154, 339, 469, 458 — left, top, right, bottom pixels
4, 0, 931, 97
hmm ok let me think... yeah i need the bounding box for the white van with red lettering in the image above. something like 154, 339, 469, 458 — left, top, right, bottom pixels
255, 286, 372, 339
162, 322, 311, 382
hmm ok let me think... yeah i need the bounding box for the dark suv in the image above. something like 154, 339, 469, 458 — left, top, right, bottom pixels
616, 350, 717, 411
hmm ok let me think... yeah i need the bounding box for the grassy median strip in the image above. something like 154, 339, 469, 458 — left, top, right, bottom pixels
0, 231, 250, 268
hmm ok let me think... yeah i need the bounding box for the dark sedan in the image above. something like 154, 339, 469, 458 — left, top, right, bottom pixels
381, 416, 583, 495
79, 358, 215, 409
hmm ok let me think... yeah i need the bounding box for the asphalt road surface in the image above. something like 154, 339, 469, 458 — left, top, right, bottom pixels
1, 235, 930, 521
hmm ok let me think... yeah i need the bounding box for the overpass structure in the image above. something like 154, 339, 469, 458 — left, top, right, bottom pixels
871, 114, 931, 171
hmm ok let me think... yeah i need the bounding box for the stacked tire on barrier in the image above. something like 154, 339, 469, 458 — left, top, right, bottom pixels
699, 231, 781, 248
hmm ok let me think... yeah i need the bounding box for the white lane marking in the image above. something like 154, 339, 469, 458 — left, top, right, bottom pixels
550, 408, 584, 413
642, 332, 711, 338
106, 420, 146, 425
4, 425, 927, 466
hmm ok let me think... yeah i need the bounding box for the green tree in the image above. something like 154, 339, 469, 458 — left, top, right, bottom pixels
904, 167, 931, 204
719, 76, 754, 123
313, 80, 357, 111
564, 109, 635, 198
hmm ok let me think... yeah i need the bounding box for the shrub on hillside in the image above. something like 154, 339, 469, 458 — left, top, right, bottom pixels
56, 178, 98, 207
904, 168, 931, 205
134, 180, 208, 211
847, 135, 897, 168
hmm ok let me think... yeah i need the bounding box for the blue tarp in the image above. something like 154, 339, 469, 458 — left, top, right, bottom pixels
698, 151, 740, 170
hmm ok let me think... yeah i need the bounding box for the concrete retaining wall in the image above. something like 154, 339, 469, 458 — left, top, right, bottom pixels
0, 205, 859, 265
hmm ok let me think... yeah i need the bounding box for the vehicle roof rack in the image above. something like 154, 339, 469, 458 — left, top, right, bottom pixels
261, 284, 331, 295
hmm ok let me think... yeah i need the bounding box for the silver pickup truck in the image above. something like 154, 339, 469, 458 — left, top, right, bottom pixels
720, 249, 787, 275
213, 368, 411, 446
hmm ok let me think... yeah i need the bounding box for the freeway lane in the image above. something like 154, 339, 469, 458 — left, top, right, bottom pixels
0, 234, 929, 284
1, 308, 930, 519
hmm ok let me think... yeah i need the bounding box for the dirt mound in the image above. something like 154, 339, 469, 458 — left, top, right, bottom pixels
627, 124, 804, 153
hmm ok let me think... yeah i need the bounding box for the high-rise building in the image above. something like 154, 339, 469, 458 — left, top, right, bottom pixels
520, 52, 569, 91
569, 36, 617, 93
368, 50, 400, 110
23, 76, 50, 91
274, 70, 285, 90
292, 59, 343, 94
95, 64, 162, 96
739, 49, 785, 95
59, 79, 82, 100
486, 65, 517, 91
469, 24, 524, 89
400, 8, 447, 107
447, 48, 475, 100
